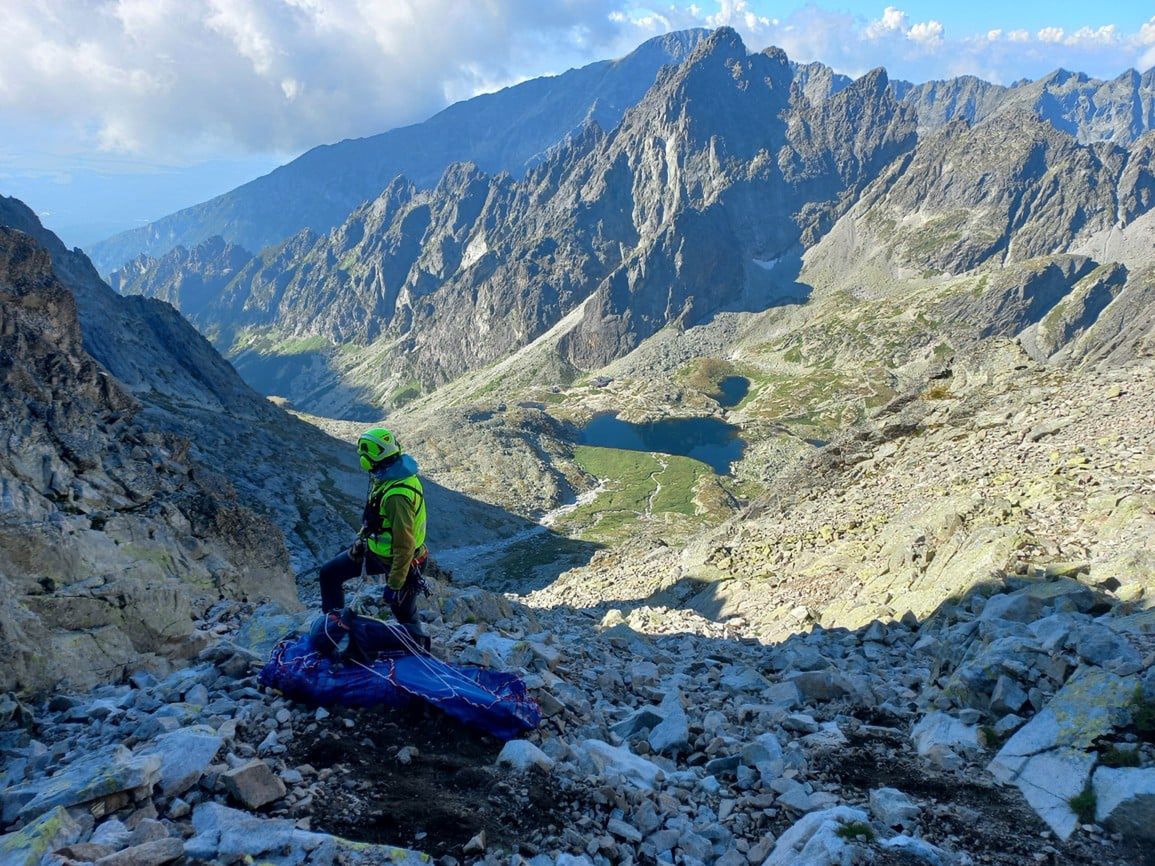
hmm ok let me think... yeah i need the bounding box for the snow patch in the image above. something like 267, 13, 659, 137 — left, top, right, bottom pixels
752, 256, 780, 271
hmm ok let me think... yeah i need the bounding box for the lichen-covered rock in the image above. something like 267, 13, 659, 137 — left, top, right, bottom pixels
0, 806, 82, 866
3, 745, 161, 825
989, 666, 1136, 838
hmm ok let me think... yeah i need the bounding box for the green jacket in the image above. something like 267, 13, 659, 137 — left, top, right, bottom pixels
363, 469, 427, 589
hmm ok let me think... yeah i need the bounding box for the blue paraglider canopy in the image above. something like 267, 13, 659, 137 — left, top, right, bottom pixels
258, 612, 541, 741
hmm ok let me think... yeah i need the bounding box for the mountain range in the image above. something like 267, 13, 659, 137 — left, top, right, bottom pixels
109, 29, 1155, 418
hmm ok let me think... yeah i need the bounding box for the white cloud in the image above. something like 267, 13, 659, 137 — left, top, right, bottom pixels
2, 0, 1154, 174
0, 0, 622, 163
908, 21, 944, 48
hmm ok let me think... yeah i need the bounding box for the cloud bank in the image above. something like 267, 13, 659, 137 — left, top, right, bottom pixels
0, 0, 622, 162
1, 1, 1153, 167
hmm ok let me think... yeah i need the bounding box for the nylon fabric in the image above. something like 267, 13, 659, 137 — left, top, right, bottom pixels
258, 623, 541, 741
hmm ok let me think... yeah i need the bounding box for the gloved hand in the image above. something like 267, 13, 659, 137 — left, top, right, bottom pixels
349, 537, 367, 562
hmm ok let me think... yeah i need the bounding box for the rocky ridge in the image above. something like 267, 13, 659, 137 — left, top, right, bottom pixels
110, 32, 1155, 422
0, 197, 379, 695
88, 31, 711, 274
0, 224, 292, 695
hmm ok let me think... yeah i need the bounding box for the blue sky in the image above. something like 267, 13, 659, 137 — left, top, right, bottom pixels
1, 1, 1153, 249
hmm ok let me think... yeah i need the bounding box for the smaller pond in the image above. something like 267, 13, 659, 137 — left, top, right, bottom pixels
716, 375, 750, 408
579, 413, 746, 475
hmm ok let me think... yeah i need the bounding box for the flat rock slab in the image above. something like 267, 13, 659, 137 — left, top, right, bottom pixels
140, 725, 223, 796
580, 740, 664, 789
185, 802, 426, 865
989, 666, 1136, 839
3, 744, 161, 825
93, 837, 184, 866
763, 805, 869, 866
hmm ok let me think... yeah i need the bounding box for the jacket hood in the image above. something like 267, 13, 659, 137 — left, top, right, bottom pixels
370, 453, 419, 483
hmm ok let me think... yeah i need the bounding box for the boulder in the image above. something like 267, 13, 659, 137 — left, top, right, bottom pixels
140, 725, 223, 795
762, 805, 870, 866
648, 690, 690, 756
910, 712, 980, 763
4, 745, 161, 825
1093, 766, 1155, 842
870, 787, 921, 830
496, 740, 554, 773
0, 806, 82, 866
93, 837, 184, 866
580, 740, 664, 789
221, 760, 286, 809
989, 666, 1136, 839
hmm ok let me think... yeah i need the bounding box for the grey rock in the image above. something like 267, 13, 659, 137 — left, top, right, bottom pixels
648, 691, 690, 756
141, 725, 223, 796
990, 676, 1029, 715
496, 740, 554, 773
879, 834, 952, 865
5, 744, 161, 825
989, 666, 1136, 839
763, 805, 870, 866
580, 740, 664, 789
1093, 766, 1155, 842
0, 806, 82, 866
910, 712, 980, 763
94, 837, 184, 866
221, 760, 286, 809
611, 707, 664, 738
869, 787, 921, 829
606, 818, 643, 843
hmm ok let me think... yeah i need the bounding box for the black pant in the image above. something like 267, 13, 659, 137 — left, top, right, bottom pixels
318, 551, 424, 630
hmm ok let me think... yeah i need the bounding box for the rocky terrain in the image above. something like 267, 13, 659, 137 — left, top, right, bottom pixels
0, 195, 382, 696
1, 458, 1152, 865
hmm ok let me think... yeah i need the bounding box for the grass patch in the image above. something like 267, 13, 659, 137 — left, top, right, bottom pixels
390, 381, 422, 408
566, 446, 715, 542
651, 456, 709, 516
1099, 746, 1141, 768
1069, 784, 1097, 825
980, 725, 1008, 749
1133, 687, 1155, 742
682, 357, 736, 397
835, 821, 875, 842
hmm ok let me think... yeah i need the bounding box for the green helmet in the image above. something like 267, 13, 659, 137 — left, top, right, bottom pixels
357, 427, 401, 471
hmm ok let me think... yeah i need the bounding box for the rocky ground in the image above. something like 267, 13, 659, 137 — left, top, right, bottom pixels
2, 543, 1153, 865
4, 346, 1155, 865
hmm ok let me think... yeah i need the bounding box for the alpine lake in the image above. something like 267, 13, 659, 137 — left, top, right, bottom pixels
577, 376, 749, 475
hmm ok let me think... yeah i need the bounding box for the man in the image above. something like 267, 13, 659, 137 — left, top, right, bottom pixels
318, 426, 430, 649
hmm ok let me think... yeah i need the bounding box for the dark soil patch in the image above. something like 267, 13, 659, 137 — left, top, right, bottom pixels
283, 703, 571, 859
813, 728, 1152, 866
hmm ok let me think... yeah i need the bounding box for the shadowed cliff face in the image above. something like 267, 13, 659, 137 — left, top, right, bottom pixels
1, 195, 360, 570
0, 224, 296, 694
